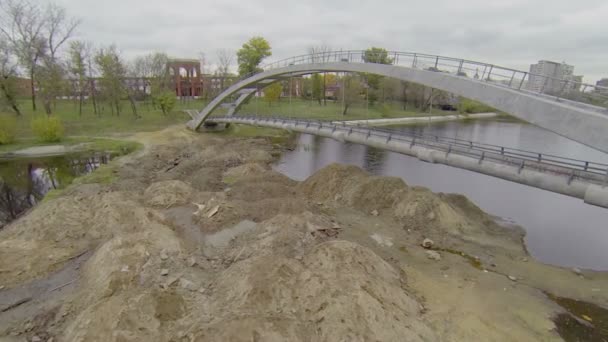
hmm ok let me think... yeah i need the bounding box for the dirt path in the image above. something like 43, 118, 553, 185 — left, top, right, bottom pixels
0, 126, 606, 341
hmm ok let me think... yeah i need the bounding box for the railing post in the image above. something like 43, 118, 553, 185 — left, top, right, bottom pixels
412, 54, 417, 68
434, 56, 439, 69
458, 60, 464, 75
518, 72, 527, 90
486, 65, 493, 81
508, 71, 516, 87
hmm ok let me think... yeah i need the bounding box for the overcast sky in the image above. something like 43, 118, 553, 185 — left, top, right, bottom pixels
55, 0, 607, 83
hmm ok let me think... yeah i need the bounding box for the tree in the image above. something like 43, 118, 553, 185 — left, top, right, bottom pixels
95, 45, 127, 116
0, 38, 20, 115
236, 36, 271, 76
308, 45, 331, 105
338, 74, 363, 115
263, 82, 282, 106
363, 47, 394, 64
216, 48, 233, 91
0, 0, 46, 111
43, 3, 79, 60
0, 1, 78, 112
363, 47, 393, 104
37, 56, 67, 115
311, 74, 322, 105
68, 40, 90, 116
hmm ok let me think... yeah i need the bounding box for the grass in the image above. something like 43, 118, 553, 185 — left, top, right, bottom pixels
0, 98, 203, 140
235, 98, 456, 121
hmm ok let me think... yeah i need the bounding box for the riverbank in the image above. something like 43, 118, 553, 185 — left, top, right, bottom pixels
0, 126, 606, 341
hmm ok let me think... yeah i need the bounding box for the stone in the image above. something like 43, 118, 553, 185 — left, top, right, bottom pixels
160, 269, 169, 276
421, 238, 434, 249
207, 205, 220, 218
572, 267, 583, 276
160, 250, 169, 260
371, 209, 379, 216
508, 275, 517, 282
179, 278, 197, 291
31, 336, 41, 342
425, 250, 441, 261
198, 287, 206, 294
121, 265, 129, 272
0, 285, 4, 290
48, 338, 54, 342
188, 257, 197, 267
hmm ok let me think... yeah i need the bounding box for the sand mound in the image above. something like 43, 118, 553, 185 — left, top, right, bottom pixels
200, 240, 435, 341
144, 180, 193, 207
297, 163, 407, 210
223, 162, 268, 182
0, 191, 158, 285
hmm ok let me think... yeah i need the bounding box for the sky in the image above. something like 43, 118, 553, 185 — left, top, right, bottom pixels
55, 0, 608, 83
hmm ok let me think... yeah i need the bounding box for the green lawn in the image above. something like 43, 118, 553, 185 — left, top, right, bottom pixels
0, 96, 469, 152
233, 98, 456, 121
1, 98, 205, 139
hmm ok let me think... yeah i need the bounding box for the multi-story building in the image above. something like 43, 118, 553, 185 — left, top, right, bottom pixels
596, 78, 608, 94
527, 60, 583, 94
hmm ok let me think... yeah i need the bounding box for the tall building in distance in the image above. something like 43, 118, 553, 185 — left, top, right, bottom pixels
527, 60, 583, 94
596, 78, 608, 94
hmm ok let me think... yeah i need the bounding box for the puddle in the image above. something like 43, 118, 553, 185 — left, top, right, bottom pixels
0, 153, 114, 228
547, 293, 608, 341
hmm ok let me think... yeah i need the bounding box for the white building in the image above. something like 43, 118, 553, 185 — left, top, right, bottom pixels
527, 60, 582, 94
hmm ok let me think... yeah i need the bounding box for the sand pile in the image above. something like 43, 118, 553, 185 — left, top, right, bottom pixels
143, 180, 193, 208
299, 163, 524, 248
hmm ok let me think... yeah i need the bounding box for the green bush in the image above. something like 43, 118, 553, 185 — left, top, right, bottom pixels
156, 91, 176, 115
31, 116, 64, 142
0, 116, 17, 145
379, 103, 392, 118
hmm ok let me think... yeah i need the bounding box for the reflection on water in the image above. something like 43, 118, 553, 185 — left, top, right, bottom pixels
0, 154, 112, 228
274, 119, 608, 270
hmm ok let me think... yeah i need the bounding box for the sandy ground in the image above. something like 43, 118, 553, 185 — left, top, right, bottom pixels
0, 126, 606, 341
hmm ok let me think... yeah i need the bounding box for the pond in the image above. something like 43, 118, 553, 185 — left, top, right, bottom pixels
0, 153, 114, 229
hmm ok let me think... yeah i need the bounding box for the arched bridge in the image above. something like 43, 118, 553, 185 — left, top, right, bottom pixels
188, 50, 608, 153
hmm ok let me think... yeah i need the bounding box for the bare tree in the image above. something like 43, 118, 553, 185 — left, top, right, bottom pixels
0, 0, 46, 111
216, 48, 233, 91
0, 38, 20, 115
44, 3, 79, 60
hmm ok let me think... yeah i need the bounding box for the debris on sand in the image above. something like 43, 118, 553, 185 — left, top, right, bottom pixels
425, 250, 442, 261
421, 238, 434, 249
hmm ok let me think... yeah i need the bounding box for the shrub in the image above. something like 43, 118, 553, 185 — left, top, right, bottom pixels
0, 116, 17, 145
156, 91, 176, 115
31, 116, 64, 142
379, 103, 392, 118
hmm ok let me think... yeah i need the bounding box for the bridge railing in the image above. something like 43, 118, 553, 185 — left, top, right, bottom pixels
214, 115, 608, 181
239, 50, 608, 112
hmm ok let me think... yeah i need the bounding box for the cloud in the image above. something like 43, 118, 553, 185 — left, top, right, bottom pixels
55, 0, 607, 82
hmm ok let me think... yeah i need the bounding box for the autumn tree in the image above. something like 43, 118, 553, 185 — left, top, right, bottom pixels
237, 36, 271, 76
263, 82, 282, 106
